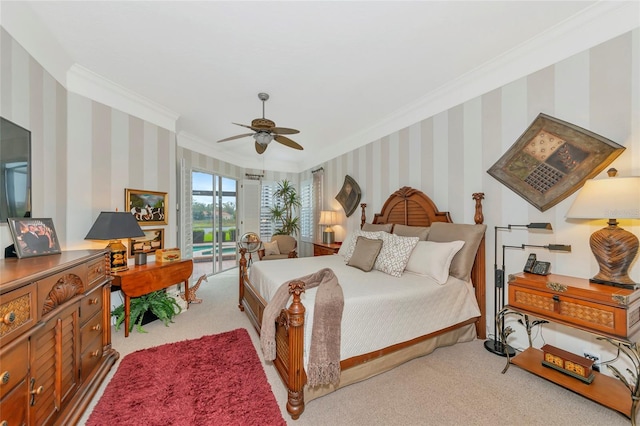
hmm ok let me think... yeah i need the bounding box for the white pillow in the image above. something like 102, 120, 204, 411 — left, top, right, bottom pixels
374, 233, 419, 277
263, 240, 280, 256
405, 240, 465, 284
339, 230, 385, 261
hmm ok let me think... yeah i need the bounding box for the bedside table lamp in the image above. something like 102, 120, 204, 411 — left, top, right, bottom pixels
566, 169, 640, 289
319, 210, 336, 244
85, 211, 145, 272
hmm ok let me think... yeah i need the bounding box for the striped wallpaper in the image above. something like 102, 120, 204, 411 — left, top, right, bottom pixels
2, 24, 639, 364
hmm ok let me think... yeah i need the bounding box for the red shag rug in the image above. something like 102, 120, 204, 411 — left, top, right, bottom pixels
87, 328, 286, 426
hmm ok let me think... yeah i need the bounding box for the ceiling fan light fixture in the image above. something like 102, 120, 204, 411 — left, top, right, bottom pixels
253, 132, 273, 146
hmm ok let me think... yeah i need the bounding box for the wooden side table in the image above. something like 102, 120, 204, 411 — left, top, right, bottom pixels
110, 259, 193, 337
313, 242, 342, 256
501, 272, 640, 422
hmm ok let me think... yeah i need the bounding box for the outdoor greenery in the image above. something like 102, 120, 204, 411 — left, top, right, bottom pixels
270, 179, 301, 236
192, 200, 236, 242
112, 290, 182, 334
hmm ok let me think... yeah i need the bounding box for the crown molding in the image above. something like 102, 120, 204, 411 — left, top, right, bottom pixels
66, 64, 180, 131
299, 1, 640, 172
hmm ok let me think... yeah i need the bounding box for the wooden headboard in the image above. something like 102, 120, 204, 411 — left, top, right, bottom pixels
360, 186, 486, 339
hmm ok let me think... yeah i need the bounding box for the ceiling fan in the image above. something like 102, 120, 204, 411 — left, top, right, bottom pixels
217, 92, 303, 154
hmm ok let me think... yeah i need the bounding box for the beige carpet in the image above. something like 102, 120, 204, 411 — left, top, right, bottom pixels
80, 268, 629, 425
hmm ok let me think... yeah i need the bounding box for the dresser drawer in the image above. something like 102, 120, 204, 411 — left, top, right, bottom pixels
0, 341, 28, 400
0, 378, 28, 426
80, 286, 103, 325
0, 283, 36, 344
81, 332, 104, 377
81, 311, 104, 353
87, 255, 108, 290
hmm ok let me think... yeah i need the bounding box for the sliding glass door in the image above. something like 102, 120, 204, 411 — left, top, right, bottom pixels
192, 171, 237, 276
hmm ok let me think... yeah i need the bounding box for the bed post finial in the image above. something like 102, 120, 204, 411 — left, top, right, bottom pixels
472, 193, 484, 224
360, 203, 367, 229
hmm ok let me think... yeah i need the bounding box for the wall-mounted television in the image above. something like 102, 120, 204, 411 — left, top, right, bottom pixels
0, 117, 31, 222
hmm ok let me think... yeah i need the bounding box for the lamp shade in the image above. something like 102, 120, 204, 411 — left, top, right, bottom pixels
319, 211, 336, 226
85, 212, 145, 240
566, 176, 640, 220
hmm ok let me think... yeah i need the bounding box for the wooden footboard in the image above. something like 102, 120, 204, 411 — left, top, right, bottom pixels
237, 189, 486, 420
238, 249, 306, 419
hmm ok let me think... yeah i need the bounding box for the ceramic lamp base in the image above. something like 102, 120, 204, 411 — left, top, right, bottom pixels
589, 222, 639, 288
323, 231, 335, 244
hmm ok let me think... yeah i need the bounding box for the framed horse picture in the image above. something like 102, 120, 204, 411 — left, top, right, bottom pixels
125, 188, 168, 226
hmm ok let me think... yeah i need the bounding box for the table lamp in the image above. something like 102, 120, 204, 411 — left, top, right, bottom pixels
566, 168, 640, 288
85, 211, 145, 272
319, 210, 336, 244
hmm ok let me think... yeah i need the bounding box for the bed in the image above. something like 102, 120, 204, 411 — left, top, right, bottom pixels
238, 186, 486, 419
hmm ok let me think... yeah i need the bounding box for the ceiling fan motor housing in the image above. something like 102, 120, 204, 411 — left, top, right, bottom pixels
251, 118, 276, 129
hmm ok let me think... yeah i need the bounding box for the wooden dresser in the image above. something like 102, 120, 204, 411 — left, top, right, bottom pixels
0, 250, 119, 426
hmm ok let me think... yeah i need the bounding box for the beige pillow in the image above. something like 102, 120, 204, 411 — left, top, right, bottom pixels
374, 232, 420, 277
263, 240, 280, 256
338, 230, 384, 261
347, 237, 384, 272
405, 241, 465, 284
361, 223, 393, 233
393, 224, 430, 241
427, 222, 487, 281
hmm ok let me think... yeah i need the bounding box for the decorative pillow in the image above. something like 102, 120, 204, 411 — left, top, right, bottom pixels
427, 222, 487, 282
405, 240, 465, 284
339, 230, 385, 261
361, 223, 393, 233
347, 237, 384, 272
374, 233, 419, 277
393, 224, 430, 241
263, 240, 280, 256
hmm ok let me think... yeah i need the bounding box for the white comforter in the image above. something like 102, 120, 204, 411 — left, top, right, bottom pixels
249, 254, 481, 366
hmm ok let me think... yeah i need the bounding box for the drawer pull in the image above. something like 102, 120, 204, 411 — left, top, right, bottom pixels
91, 349, 101, 358
88, 298, 99, 305
1, 420, 8, 426
91, 324, 102, 331
30, 378, 44, 406
94, 266, 103, 273
546, 282, 567, 292
553, 295, 560, 302
2, 311, 15, 325
1, 371, 9, 385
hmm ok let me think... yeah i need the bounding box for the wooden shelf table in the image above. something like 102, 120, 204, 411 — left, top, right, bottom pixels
111, 259, 193, 337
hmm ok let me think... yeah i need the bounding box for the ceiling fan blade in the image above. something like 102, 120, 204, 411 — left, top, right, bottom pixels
271, 127, 299, 135
217, 133, 253, 142
255, 141, 267, 154
233, 122, 264, 132
274, 135, 303, 150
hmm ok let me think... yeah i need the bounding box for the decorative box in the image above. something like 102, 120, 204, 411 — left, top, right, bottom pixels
542, 344, 594, 383
508, 272, 640, 339
156, 248, 181, 263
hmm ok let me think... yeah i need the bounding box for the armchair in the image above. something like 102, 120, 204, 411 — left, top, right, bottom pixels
258, 235, 298, 261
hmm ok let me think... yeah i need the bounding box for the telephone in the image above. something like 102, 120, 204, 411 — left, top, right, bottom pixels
523, 253, 552, 275
524, 253, 536, 273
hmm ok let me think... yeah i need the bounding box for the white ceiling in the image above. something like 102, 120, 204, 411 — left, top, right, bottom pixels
4, 1, 638, 172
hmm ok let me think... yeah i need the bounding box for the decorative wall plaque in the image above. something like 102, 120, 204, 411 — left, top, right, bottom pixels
487, 113, 625, 212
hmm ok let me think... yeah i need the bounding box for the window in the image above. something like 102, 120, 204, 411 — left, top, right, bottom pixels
259, 181, 280, 241
300, 179, 312, 242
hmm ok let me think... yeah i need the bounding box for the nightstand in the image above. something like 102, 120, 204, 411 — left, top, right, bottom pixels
501, 272, 640, 422
313, 242, 341, 256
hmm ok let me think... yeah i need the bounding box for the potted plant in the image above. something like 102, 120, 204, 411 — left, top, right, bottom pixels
112, 290, 182, 334
269, 179, 301, 236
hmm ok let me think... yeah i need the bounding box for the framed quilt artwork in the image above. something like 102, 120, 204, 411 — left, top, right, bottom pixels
487, 113, 625, 212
